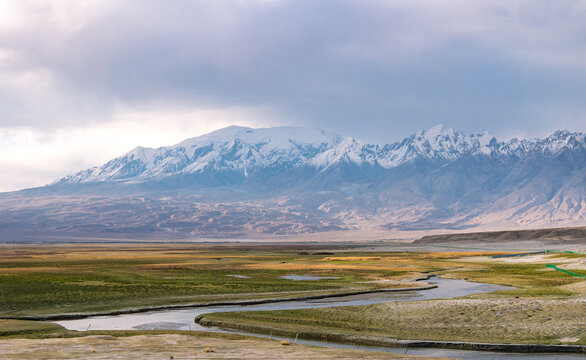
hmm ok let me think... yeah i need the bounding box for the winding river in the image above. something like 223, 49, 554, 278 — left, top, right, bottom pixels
55, 277, 583, 359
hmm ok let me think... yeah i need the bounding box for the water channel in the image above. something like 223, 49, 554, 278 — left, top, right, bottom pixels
56, 277, 582, 359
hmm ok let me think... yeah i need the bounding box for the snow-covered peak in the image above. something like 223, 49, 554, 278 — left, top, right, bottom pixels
55, 125, 585, 185
498, 131, 586, 157
424, 123, 449, 138
416, 124, 460, 152
476, 130, 495, 146
418, 124, 495, 150
536, 130, 586, 155
312, 137, 370, 169
376, 125, 498, 167
57, 126, 347, 184
179, 126, 343, 153
124, 146, 158, 166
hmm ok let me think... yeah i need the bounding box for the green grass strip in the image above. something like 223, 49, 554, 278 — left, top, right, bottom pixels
546, 264, 586, 279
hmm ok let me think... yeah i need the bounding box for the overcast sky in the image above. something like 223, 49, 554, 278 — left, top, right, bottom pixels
1, 0, 585, 191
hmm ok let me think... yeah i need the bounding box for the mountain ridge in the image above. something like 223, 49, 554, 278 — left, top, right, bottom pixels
53, 125, 585, 186
1, 125, 584, 241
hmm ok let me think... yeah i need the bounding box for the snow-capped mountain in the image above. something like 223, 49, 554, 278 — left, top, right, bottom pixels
1, 125, 585, 240
56, 125, 585, 186
57, 126, 344, 184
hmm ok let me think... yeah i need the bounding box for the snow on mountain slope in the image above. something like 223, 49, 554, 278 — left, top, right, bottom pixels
376, 125, 496, 167
56, 125, 585, 186
57, 126, 344, 184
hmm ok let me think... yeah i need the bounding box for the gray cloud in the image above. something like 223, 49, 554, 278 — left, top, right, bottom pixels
1, 0, 585, 142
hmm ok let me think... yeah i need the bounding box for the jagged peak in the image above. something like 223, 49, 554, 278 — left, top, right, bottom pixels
423, 123, 450, 137
178, 125, 343, 150
54, 125, 585, 185
400, 125, 492, 159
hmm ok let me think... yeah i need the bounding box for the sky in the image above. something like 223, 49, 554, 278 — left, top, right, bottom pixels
1, 0, 585, 192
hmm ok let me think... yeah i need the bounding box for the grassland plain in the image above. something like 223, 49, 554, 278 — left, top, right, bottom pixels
1, 244, 585, 352
0, 244, 420, 317
0, 245, 583, 317
196, 251, 586, 347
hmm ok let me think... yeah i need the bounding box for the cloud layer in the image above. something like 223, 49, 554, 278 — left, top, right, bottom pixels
1, 0, 585, 191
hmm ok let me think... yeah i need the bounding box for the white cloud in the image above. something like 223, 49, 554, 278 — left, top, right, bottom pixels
0, 104, 285, 192
0, 0, 585, 191
0, 0, 116, 31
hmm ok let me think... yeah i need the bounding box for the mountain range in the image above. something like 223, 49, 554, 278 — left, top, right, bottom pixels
1, 125, 584, 241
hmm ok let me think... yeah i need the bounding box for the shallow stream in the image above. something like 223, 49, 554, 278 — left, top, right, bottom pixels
56, 278, 582, 359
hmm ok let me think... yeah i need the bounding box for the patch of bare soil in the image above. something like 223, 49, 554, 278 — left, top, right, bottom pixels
560, 258, 586, 270
561, 281, 586, 295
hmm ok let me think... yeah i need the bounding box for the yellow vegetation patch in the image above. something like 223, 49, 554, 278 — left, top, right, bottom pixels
0, 252, 266, 262
0, 251, 180, 262
244, 263, 421, 271
0, 267, 63, 273
140, 262, 220, 269
323, 257, 382, 261
0, 245, 271, 263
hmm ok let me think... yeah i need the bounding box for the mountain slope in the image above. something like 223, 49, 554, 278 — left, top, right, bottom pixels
0, 125, 584, 241
57, 126, 343, 185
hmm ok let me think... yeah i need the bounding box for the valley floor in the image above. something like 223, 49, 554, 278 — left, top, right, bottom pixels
0, 242, 584, 358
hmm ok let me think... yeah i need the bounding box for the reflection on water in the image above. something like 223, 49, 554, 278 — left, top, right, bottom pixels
280, 274, 340, 280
